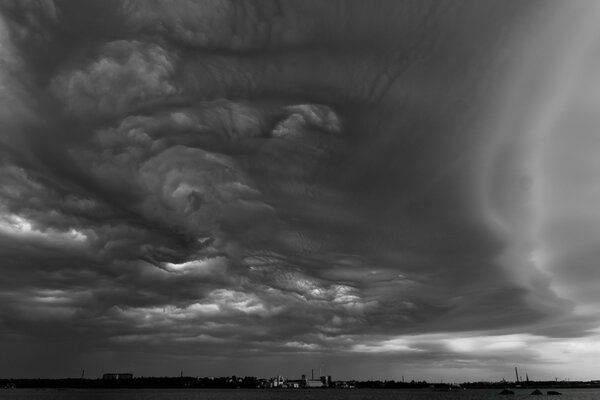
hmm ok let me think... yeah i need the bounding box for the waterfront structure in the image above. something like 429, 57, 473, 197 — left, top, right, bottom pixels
267, 376, 285, 388
305, 379, 324, 388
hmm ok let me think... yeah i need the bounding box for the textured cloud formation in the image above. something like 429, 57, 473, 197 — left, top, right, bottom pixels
1, 0, 600, 380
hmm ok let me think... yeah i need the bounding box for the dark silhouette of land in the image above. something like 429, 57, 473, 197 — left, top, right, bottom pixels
2, 376, 600, 389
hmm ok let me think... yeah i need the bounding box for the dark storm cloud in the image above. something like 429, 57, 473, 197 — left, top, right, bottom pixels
1, 0, 599, 379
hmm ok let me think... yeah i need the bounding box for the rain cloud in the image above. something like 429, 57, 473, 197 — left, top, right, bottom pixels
1, 0, 600, 380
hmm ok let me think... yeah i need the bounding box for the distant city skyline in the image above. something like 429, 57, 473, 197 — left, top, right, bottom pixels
4, 369, 600, 387
1, 1, 600, 382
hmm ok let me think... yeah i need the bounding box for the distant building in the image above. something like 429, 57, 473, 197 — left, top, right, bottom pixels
299, 371, 322, 388
102, 373, 133, 380
305, 380, 324, 388
257, 378, 268, 388
268, 376, 285, 388
286, 380, 301, 388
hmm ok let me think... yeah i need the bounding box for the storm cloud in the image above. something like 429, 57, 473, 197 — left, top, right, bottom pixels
1, 0, 600, 380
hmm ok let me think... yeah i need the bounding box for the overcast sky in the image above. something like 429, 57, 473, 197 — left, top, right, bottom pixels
1, 0, 600, 382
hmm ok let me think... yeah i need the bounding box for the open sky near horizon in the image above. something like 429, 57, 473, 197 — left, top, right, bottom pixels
2, 0, 600, 382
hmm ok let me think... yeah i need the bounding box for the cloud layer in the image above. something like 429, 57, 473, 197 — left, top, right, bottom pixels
1, 0, 600, 380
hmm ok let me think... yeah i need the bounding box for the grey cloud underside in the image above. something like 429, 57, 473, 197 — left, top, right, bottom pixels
0, 0, 588, 377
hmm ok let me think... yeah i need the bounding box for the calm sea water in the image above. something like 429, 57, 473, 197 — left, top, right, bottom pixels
1, 388, 599, 400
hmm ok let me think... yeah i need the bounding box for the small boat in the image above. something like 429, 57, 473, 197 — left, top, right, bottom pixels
499, 389, 515, 395
530, 389, 543, 395
547, 391, 562, 396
